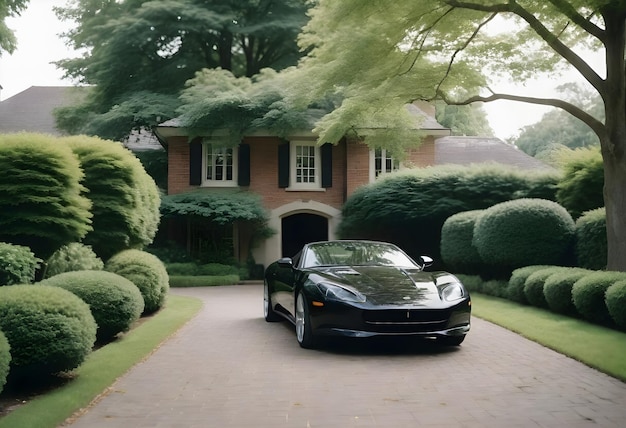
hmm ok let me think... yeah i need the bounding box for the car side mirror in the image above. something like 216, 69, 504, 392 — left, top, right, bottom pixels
277, 257, 293, 268
419, 255, 433, 268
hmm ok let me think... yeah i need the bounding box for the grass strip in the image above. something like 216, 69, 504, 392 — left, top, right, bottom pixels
0, 294, 202, 428
472, 293, 626, 382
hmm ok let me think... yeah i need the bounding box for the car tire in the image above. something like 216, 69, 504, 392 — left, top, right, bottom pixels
438, 335, 466, 346
295, 292, 317, 348
264, 280, 281, 322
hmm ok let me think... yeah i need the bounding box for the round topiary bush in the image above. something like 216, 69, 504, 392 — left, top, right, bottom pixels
0, 242, 41, 286
440, 210, 483, 274
39, 270, 144, 340
572, 271, 626, 326
105, 250, 169, 314
605, 280, 626, 330
505, 265, 552, 304
575, 208, 607, 270
45, 243, 104, 278
0, 330, 10, 394
543, 269, 590, 316
0, 285, 96, 379
523, 267, 572, 309
473, 199, 575, 276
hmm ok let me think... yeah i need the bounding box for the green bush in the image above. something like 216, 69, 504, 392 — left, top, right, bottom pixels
605, 280, 626, 330
165, 262, 199, 276
555, 147, 604, 219
480, 279, 509, 298
169, 275, 239, 287
63, 136, 161, 260
454, 274, 482, 294
106, 249, 169, 314
0, 242, 41, 285
473, 199, 575, 277
572, 271, 626, 326
165, 262, 240, 277
0, 285, 96, 379
575, 208, 607, 270
506, 265, 552, 304
440, 210, 483, 274
39, 270, 144, 340
523, 267, 571, 309
0, 330, 9, 394
338, 164, 559, 266
45, 243, 104, 278
543, 269, 590, 315
0, 133, 92, 260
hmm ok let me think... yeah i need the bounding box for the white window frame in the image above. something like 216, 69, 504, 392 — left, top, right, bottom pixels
202, 141, 238, 187
288, 140, 323, 191
369, 148, 400, 182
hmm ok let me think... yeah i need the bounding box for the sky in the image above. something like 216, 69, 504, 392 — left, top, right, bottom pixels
0, 1, 605, 140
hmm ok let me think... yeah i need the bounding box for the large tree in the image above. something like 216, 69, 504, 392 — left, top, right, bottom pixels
290, 1, 626, 271
0, 0, 28, 54
53, 0, 310, 139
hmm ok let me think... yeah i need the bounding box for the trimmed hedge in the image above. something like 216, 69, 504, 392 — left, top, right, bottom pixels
440, 210, 483, 274
0, 242, 41, 286
0, 285, 96, 379
543, 269, 590, 315
523, 267, 572, 309
0, 133, 93, 259
506, 266, 552, 304
0, 330, 9, 394
338, 164, 559, 266
39, 270, 144, 340
606, 280, 626, 330
473, 199, 575, 276
555, 147, 604, 219
575, 208, 606, 270
45, 243, 104, 278
572, 271, 626, 326
106, 250, 169, 314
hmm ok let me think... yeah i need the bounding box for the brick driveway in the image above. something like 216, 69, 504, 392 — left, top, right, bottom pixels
65, 284, 626, 428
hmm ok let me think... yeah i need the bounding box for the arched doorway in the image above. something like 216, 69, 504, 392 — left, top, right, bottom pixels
281, 213, 328, 257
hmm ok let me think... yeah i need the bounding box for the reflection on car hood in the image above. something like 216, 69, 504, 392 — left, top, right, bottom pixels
314, 266, 452, 306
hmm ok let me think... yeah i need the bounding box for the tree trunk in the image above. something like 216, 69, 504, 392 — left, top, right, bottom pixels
603, 154, 626, 271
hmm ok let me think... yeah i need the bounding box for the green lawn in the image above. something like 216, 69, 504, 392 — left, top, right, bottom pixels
0, 294, 202, 428
472, 293, 626, 382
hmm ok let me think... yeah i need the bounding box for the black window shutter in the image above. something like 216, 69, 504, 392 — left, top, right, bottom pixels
238, 144, 251, 186
321, 143, 333, 188
278, 141, 290, 188
189, 140, 202, 185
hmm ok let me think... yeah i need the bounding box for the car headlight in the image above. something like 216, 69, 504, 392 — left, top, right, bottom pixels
441, 282, 466, 302
317, 282, 366, 303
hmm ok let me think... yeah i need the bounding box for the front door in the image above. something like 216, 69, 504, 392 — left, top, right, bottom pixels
281, 213, 328, 257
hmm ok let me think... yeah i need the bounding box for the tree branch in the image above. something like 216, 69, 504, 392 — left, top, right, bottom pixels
440, 90, 606, 138
442, 0, 605, 94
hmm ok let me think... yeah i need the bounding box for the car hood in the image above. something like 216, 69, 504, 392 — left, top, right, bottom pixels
313, 266, 458, 306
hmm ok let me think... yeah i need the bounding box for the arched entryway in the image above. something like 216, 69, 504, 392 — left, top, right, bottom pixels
281, 213, 328, 257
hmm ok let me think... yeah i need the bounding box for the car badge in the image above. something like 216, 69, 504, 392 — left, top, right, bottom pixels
406, 310, 411, 319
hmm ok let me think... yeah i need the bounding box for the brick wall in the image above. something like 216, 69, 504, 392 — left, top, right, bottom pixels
168, 137, 192, 195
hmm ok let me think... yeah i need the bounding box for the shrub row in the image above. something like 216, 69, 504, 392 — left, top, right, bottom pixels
462, 267, 626, 331
442, 199, 575, 279
0, 248, 168, 386
0, 330, 9, 394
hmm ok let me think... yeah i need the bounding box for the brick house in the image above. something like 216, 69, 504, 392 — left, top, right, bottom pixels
154, 102, 454, 268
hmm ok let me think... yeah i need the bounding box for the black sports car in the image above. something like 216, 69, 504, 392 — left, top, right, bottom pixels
264, 240, 471, 348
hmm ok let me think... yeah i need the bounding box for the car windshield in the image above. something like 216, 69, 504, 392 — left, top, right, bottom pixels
301, 241, 417, 268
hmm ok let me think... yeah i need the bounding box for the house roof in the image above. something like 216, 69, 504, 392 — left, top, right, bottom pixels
0, 86, 88, 135
435, 136, 554, 171
0, 85, 163, 150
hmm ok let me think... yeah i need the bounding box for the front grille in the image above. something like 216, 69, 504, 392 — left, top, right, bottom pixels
363, 308, 451, 333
